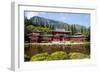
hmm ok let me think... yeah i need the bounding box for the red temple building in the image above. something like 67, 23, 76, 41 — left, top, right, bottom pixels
28, 28, 86, 43
52, 29, 71, 42
70, 32, 86, 42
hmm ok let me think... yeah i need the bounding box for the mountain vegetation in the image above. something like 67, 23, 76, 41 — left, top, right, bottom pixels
24, 16, 90, 41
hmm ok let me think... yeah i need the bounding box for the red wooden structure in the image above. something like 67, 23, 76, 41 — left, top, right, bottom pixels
28, 29, 86, 43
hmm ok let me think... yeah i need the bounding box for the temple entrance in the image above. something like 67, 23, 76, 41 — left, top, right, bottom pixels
60, 36, 64, 42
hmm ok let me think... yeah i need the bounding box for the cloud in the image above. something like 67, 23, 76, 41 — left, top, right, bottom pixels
24, 12, 39, 19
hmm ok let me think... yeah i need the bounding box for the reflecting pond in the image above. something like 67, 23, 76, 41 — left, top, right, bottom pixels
24, 43, 90, 61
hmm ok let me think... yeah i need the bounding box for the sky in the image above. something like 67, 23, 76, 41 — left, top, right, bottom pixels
24, 11, 90, 27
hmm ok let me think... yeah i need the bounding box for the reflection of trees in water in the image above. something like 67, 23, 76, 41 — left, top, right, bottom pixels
25, 43, 90, 58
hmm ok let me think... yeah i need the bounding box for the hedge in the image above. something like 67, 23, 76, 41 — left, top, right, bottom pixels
30, 51, 90, 61
69, 52, 89, 59
31, 53, 49, 61
48, 51, 68, 60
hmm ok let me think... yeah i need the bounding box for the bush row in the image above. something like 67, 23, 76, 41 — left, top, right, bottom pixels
30, 51, 90, 61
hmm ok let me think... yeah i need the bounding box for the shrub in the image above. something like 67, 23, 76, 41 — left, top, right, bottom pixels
49, 51, 68, 60
31, 53, 49, 61
69, 52, 90, 59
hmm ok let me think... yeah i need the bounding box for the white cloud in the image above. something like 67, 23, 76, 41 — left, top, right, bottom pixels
25, 12, 39, 19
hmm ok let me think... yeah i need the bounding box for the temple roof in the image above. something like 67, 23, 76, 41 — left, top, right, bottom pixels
71, 32, 85, 37
32, 30, 42, 33
40, 34, 53, 37
71, 35, 85, 37
74, 32, 83, 35
53, 28, 71, 33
